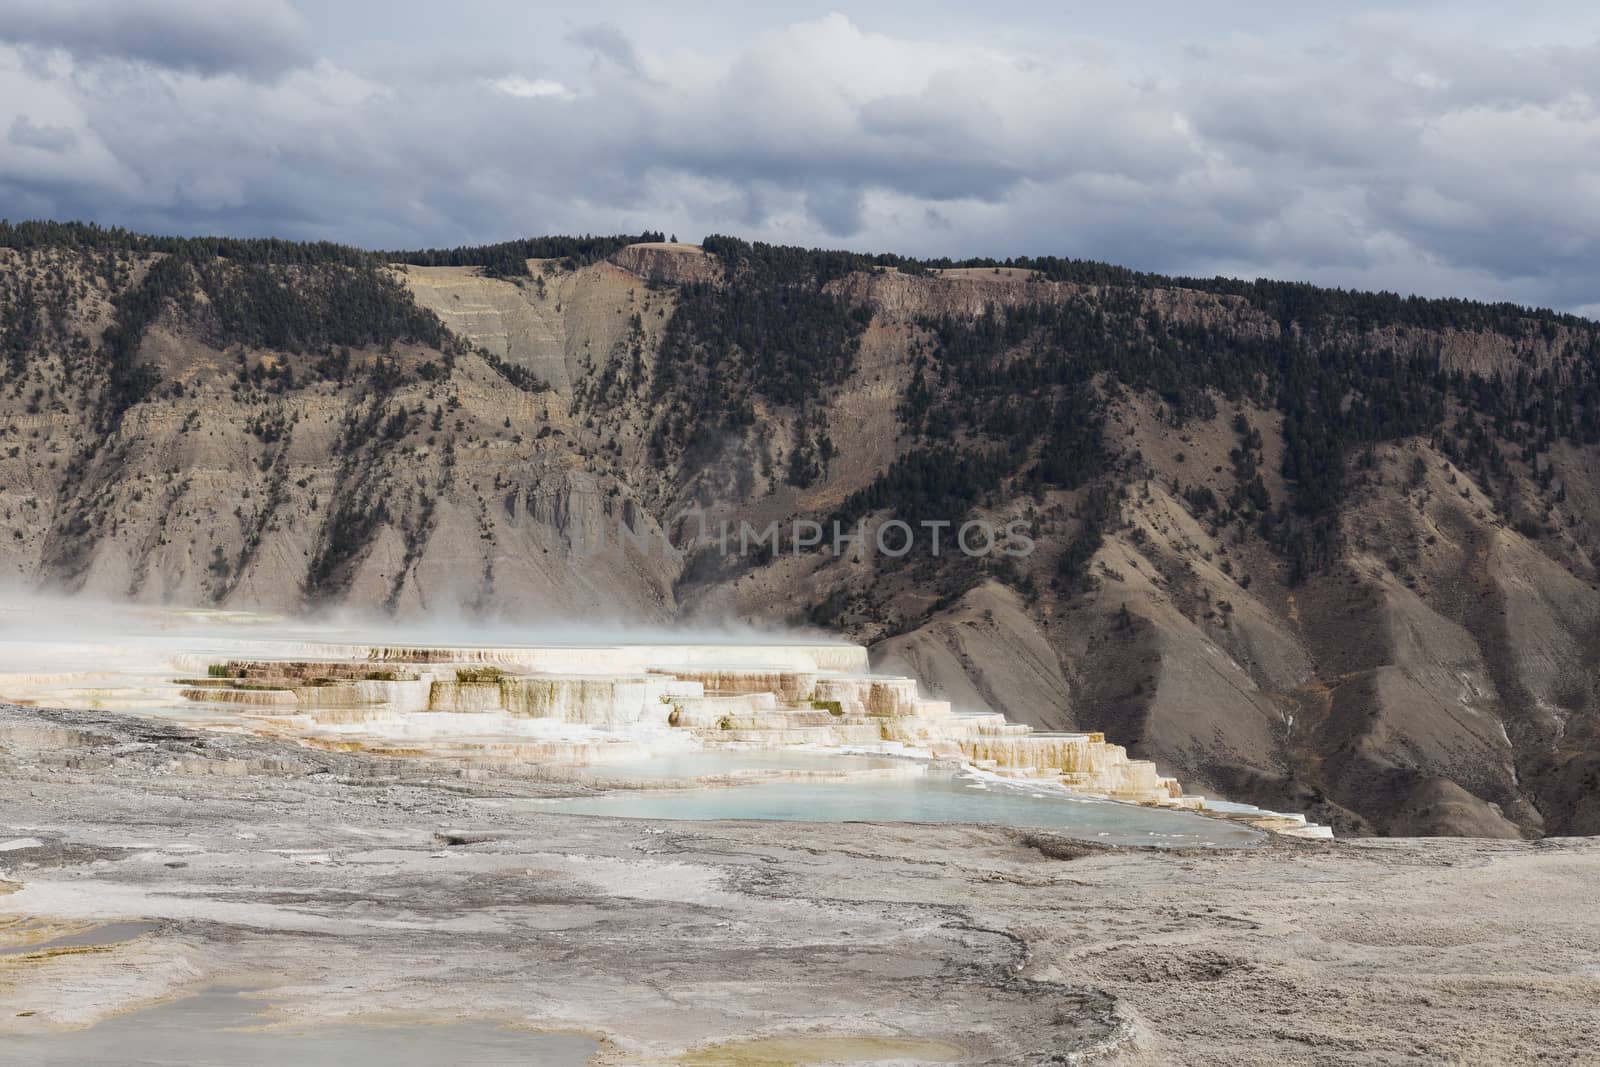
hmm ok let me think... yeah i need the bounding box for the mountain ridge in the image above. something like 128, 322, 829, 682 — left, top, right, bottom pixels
3, 220, 1599, 839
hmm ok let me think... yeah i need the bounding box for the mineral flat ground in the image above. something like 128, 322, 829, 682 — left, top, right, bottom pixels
2, 703, 1597, 1066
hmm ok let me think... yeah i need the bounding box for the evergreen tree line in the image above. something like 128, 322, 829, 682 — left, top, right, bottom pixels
0, 220, 375, 267
700, 233, 1586, 339
385, 233, 665, 276
647, 241, 871, 472
0, 220, 667, 278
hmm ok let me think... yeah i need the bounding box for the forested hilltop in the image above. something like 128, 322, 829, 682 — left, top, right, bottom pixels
3, 219, 1600, 840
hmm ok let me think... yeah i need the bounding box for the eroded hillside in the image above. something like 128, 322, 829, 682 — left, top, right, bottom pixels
3, 221, 1600, 837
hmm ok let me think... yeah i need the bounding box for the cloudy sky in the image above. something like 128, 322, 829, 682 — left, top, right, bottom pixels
3, 1, 1598, 313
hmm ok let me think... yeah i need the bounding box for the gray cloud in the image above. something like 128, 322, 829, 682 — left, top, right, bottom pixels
568, 23, 643, 77
804, 182, 865, 236
8, 114, 78, 152
0, 0, 312, 78
1, 5, 1598, 313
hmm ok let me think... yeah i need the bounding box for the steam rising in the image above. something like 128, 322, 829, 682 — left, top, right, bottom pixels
0, 587, 854, 651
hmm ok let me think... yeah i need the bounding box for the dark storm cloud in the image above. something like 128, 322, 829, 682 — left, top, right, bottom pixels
0, 5, 1597, 312
0, 0, 312, 78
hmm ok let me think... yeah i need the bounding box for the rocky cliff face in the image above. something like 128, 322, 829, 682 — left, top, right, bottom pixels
3, 228, 1599, 837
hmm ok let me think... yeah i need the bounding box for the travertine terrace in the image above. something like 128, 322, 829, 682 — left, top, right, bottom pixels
0, 605, 1329, 838
172, 639, 1201, 807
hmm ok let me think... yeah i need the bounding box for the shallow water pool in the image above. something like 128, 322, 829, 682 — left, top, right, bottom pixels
529, 768, 1263, 847
1, 987, 597, 1066
0, 921, 160, 958
590, 747, 908, 781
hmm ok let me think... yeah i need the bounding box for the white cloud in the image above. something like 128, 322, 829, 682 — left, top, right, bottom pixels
486, 75, 573, 100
